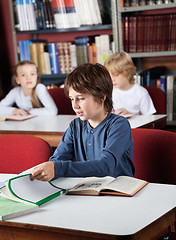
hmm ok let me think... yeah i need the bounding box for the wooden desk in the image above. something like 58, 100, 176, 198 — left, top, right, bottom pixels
0, 114, 167, 147
0, 174, 175, 240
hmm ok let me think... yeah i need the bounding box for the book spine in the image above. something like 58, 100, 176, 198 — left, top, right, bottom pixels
16, 0, 25, 30
48, 43, 60, 74
28, 0, 37, 30
18, 40, 25, 60
29, 43, 38, 66
75, 36, 89, 65
70, 43, 77, 71
44, 44, 52, 74
173, 77, 176, 120
13, 0, 20, 30
166, 75, 174, 121
37, 42, 46, 74
51, 0, 69, 29
160, 75, 166, 93
57, 42, 65, 74
22, 0, 30, 30
39, 0, 47, 29
99, 35, 110, 64
42, 0, 50, 29
128, 16, 137, 53
64, 0, 80, 28
46, 0, 56, 28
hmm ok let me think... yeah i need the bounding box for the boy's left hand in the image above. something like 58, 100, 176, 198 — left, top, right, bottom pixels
115, 108, 129, 116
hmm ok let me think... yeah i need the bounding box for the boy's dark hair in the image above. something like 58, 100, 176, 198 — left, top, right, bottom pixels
64, 63, 113, 113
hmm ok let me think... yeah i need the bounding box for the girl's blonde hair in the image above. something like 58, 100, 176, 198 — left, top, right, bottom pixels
104, 51, 136, 84
15, 60, 42, 108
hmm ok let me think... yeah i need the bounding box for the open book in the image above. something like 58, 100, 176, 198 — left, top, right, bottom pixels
0, 170, 65, 220
0, 114, 35, 121
66, 176, 148, 197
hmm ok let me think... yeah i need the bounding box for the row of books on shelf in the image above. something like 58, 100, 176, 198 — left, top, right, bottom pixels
135, 73, 176, 121
13, 0, 111, 31
18, 34, 113, 74
121, 0, 175, 8
122, 13, 176, 53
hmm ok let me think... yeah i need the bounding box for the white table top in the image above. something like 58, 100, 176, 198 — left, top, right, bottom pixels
0, 114, 166, 133
1, 174, 176, 236
0, 115, 76, 133
128, 114, 166, 128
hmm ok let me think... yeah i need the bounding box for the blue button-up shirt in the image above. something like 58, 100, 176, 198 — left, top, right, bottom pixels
50, 113, 135, 178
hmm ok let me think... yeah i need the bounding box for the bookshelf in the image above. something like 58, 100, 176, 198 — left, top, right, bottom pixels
112, 1, 176, 71
9, 0, 113, 86
111, 0, 176, 126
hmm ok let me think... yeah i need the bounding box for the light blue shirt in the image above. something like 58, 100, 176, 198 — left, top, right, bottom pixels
50, 113, 135, 178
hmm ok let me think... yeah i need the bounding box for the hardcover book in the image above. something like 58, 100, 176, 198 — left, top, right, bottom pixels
67, 176, 148, 197
0, 114, 35, 122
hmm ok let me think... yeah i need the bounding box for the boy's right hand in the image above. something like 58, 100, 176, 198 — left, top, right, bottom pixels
30, 162, 55, 182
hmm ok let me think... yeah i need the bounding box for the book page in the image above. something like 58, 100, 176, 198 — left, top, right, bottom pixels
67, 176, 114, 195
101, 176, 148, 196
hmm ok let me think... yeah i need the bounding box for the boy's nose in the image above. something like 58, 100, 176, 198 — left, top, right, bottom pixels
72, 100, 79, 109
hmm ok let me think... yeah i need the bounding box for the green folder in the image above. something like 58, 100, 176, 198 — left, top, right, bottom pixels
0, 173, 66, 220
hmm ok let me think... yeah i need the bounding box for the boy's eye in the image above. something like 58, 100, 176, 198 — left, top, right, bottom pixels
77, 97, 85, 101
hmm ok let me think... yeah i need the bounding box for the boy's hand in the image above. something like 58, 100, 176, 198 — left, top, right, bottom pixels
30, 162, 55, 182
115, 108, 129, 116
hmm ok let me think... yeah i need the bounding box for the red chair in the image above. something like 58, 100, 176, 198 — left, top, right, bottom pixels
48, 88, 75, 115
144, 86, 166, 129
131, 128, 176, 184
0, 135, 52, 174
131, 128, 176, 239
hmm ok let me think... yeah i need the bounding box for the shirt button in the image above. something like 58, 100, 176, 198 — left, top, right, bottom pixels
90, 130, 93, 134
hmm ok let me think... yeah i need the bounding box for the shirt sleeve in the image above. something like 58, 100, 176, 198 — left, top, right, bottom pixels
139, 89, 156, 115
29, 84, 58, 116
50, 117, 134, 178
0, 89, 17, 114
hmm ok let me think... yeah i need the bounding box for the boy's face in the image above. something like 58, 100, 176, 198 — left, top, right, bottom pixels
68, 87, 106, 128
110, 73, 130, 90
16, 64, 38, 90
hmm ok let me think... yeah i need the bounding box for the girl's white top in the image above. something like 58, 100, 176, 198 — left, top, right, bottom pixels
0, 83, 58, 116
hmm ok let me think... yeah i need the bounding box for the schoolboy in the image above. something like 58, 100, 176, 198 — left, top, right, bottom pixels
31, 63, 135, 181
104, 51, 156, 116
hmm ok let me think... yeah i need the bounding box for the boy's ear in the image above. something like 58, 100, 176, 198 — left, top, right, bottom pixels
102, 94, 106, 102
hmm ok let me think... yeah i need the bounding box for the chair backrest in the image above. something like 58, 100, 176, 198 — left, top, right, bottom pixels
0, 135, 52, 174
131, 128, 176, 184
144, 86, 166, 129
48, 88, 75, 115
